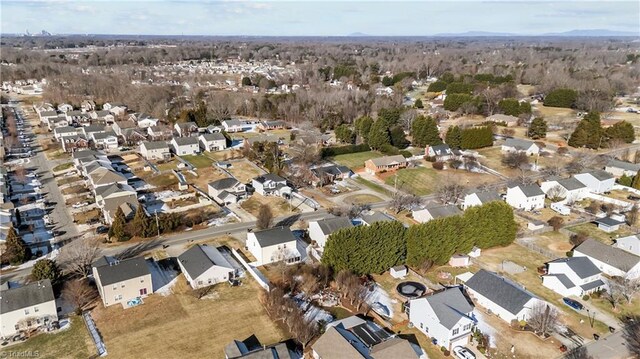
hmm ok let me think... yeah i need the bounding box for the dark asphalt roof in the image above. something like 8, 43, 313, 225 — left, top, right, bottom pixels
93, 256, 151, 286
360, 211, 394, 225
594, 217, 625, 227
209, 178, 240, 191
472, 191, 502, 204
548, 257, 601, 279
504, 138, 535, 150
200, 133, 226, 141
178, 244, 233, 280
606, 159, 640, 172
557, 177, 586, 191
254, 174, 286, 184
430, 144, 452, 156
0, 279, 55, 314
424, 204, 461, 219
580, 279, 605, 292
584, 170, 614, 181
173, 137, 199, 146
316, 217, 354, 236
546, 274, 575, 289
423, 287, 474, 329
252, 226, 296, 247
513, 184, 544, 197
142, 141, 169, 150
575, 239, 640, 272
465, 270, 535, 315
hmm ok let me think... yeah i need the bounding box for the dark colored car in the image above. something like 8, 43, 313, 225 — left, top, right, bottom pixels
563, 297, 584, 310
96, 226, 109, 234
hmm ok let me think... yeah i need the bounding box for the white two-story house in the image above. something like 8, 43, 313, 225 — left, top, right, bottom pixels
170, 137, 200, 156
0, 280, 58, 338
246, 227, 301, 266
198, 133, 227, 152
540, 177, 588, 202
505, 184, 544, 211
252, 174, 291, 197
573, 170, 615, 194
542, 257, 607, 297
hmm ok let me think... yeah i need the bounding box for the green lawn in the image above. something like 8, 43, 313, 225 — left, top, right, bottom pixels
52, 162, 73, 172
384, 167, 439, 196
7, 316, 94, 359
353, 177, 392, 196
180, 154, 213, 169
331, 151, 382, 169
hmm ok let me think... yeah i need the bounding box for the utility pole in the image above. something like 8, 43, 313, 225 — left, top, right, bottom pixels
155, 209, 160, 238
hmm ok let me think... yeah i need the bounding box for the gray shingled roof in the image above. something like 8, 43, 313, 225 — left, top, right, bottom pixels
93, 256, 151, 286
575, 239, 640, 272
546, 274, 576, 289
368, 155, 407, 167
360, 211, 394, 225
254, 174, 286, 184
316, 217, 354, 236
430, 144, 452, 156
473, 191, 502, 204
200, 133, 226, 141
514, 184, 544, 197
548, 257, 600, 279
423, 287, 474, 329
504, 138, 535, 151
209, 178, 240, 190
425, 204, 462, 219
0, 279, 55, 314
580, 279, 605, 292
606, 159, 640, 172
594, 217, 624, 227
142, 141, 169, 150
173, 137, 199, 146
585, 170, 614, 181
557, 178, 586, 191
178, 244, 233, 280
465, 270, 534, 315
252, 226, 296, 248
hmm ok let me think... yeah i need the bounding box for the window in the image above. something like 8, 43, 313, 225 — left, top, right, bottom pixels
24, 309, 29, 315
452, 328, 459, 336
115, 294, 123, 301
14, 325, 19, 330
121, 284, 125, 288
34, 307, 39, 313
140, 288, 147, 295
464, 323, 472, 331
112, 285, 117, 290
140, 279, 144, 283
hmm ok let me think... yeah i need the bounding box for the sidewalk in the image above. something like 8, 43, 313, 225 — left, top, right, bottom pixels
580, 299, 620, 329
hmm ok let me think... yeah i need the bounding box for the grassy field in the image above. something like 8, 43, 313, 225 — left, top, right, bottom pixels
241, 194, 297, 217
52, 162, 73, 172
56, 176, 82, 186
73, 208, 101, 224
91, 278, 285, 358
353, 177, 392, 196
156, 159, 179, 172
184, 167, 228, 189
382, 167, 439, 196
531, 231, 573, 256
180, 154, 213, 169
147, 173, 179, 188
227, 160, 263, 183
343, 194, 383, 205
566, 223, 635, 244
331, 151, 382, 169
7, 316, 95, 359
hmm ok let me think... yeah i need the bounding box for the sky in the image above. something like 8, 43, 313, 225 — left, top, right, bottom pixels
1, 0, 639, 36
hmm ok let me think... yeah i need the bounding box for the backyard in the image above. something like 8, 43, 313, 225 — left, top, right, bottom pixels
381, 165, 499, 196
566, 223, 635, 244
343, 193, 383, 205
73, 208, 102, 224
331, 151, 383, 169
91, 278, 285, 358
240, 194, 298, 217
7, 316, 94, 359
226, 159, 264, 183
180, 154, 214, 169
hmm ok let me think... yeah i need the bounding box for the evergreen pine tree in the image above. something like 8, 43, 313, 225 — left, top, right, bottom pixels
31, 259, 62, 285
132, 203, 148, 237
632, 170, 640, 190
445, 125, 462, 149
14, 208, 21, 227
527, 117, 548, 139
367, 120, 391, 150
4, 226, 31, 265
109, 207, 129, 242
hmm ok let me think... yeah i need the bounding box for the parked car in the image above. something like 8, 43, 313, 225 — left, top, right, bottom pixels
563, 297, 584, 310
96, 226, 109, 234
453, 346, 476, 359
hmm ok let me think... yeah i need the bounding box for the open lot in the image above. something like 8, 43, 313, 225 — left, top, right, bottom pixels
331, 151, 382, 170
353, 176, 393, 196
476, 146, 521, 177
343, 193, 383, 205
240, 194, 297, 217
530, 231, 573, 257
146, 173, 179, 188
181, 154, 214, 169
6, 316, 94, 359
566, 222, 635, 244
92, 278, 285, 358
381, 165, 499, 196
226, 159, 264, 183
184, 167, 228, 189
73, 207, 101, 224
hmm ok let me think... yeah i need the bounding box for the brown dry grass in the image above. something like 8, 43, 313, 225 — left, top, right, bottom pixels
91, 277, 285, 358
184, 167, 228, 189
227, 159, 264, 183
241, 194, 298, 217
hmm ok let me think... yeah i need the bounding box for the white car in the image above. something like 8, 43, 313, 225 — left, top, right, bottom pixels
453, 346, 476, 359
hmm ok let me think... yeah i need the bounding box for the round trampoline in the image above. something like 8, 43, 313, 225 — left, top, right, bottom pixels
396, 281, 427, 299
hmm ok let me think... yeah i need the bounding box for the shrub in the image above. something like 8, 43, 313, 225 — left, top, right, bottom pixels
379, 144, 400, 156
400, 150, 413, 158
544, 88, 577, 108
582, 294, 590, 301
557, 147, 569, 155
566, 250, 574, 257
432, 161, 445, 170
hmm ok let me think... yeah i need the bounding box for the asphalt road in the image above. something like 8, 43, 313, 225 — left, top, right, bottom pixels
583, 331, 631, 359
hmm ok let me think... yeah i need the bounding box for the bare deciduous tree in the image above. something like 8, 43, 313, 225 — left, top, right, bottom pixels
256, 204, 273, 230
57, 237, 101, 278
622, 315, 640, 357
390, 193, 422, 213
435, 183, 465, 205
62, 278, 96, 313
501, 151, 529, 169
563, 346, 593, 359
528, 301, 561, 335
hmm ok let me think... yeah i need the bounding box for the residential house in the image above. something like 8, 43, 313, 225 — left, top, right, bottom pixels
199, 133, 227, 152
505, 184, 545, 211
364, 155, 408, 174
425, 144, 456, 161
170, 137, 201, 156
94, 183, 136, 204
487, 114, 519, 127
408, 287, 476, 350
140, 141, 171, 161
359, 211, 395, 226
464, 270, 540, 323
542, 257, 606, 297
0, 280, 58, 338
92, 256, 152, 307
461, 190, 502, 210
129, 113, 159, 128
103, 103, 127, 117
615, 234, 640, 256
80, 124, 106, 139
87, 167, 128, 190
206, 124, 223, 134
259, 120, 287, 131
112, 121, 136, 137
48, 115, 70, 130
174, 122, 199, 137
121, 127, 148, 145
53, 126, 79, 141
146, 126, 173, 141
60, 135, 89, 153
573, 239, 640, 279
412, 204, 462, 223
308, 217, 354, 250
246, 227, 301, 266
573, 170, 615, 194
310, 165, 353, 186
594, 216, 625, 233
57, 103, 73, 113
207, 178, 247, 205
605, 159, 640, 178
101, 194, 138, 225
38, 110, 59, 126
81, 99, 96, 112
312, 316, 420, 359
177, 244, 237, 289
224, 338, 298, 359
91, 131, 119, 152
540, 177, 588, 202
501, 138, 540, 156
222, 119, 246, 133
252, 174, 291, 197
66, 110, 89, 125
90, 110, 115, 124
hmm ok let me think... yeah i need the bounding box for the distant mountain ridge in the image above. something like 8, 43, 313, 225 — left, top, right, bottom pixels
434, 29, 638, 37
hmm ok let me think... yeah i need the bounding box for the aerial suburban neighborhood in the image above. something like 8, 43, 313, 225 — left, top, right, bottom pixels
1, 3, 640, 359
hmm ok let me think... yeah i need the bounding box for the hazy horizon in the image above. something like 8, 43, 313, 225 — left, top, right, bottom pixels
2, 1, 639, 37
